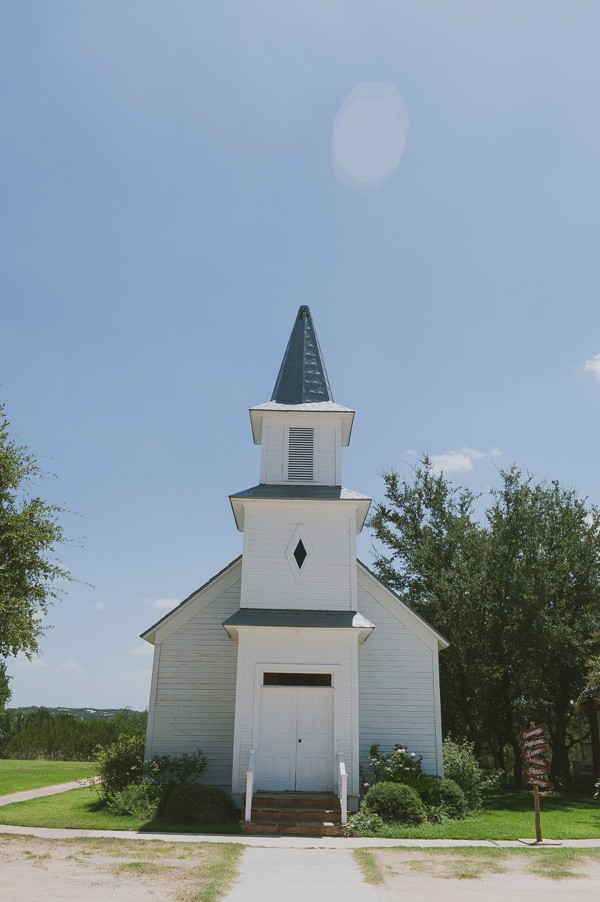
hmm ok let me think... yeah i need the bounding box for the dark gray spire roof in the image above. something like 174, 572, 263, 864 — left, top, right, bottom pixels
271, 306, 334, 404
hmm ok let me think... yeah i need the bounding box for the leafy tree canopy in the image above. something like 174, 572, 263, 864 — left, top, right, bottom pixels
0, 660, 10, 709
0, 403, 71, 660
369, 458, 600, 786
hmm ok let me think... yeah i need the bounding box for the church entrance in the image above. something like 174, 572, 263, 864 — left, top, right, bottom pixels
257, 675, 334, 792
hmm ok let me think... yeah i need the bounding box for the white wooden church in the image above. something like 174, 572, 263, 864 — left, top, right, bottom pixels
141, 307, 447, 820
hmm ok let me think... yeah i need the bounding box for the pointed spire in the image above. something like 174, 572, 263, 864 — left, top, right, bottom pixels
271, 306, 334, 404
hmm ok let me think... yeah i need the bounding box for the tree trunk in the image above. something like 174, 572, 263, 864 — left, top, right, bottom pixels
508, 734, 522, 787
550, 701, 572, 789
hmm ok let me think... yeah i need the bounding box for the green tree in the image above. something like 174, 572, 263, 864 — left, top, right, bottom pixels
369, 459, 600, 787
369, 459, 490, 755
484, 469, 600, 786
0, 403, 71, 661
0, 660, 11, 709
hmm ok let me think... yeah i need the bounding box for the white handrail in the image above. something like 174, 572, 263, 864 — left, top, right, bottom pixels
245, 750, 256, 822
337, 751, 348, 826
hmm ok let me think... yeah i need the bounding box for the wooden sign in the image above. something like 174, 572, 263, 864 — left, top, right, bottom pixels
526, 776, 553, 789
520, 724, 548, 741
521, 737, 548, 752
519, 722, 552, 842
524, 756, 548, 768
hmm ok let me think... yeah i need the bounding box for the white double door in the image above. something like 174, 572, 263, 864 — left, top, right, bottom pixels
257, 687, 334, 792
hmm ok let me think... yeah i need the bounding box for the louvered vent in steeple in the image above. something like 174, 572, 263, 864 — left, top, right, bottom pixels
287, 427, 314, 481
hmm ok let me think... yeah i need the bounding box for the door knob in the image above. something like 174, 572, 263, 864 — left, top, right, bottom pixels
298, 739, 302, 743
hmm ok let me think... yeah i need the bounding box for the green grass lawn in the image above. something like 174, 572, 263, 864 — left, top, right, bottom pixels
355, 790, 600, 840
0, 786, 242, 834
1, 781, 598, 840
0, 759, 99, 794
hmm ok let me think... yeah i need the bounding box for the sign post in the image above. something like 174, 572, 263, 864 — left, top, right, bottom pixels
518, 722, 560, 845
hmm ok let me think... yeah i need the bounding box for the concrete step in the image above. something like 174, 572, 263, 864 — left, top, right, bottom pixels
243, 791, 343, 837
251, 792, 339, 809
240, 820, 344, 837
252, 806, 340, 823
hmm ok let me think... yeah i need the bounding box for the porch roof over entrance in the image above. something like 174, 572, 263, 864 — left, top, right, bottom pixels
222, 608, 374, 641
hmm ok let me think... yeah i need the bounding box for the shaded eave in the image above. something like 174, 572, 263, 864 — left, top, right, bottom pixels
223, 608, 374, 642
249, 402, 355, 446
140, 555, 242, 644
229, 484, 372, 532
357, 559, 450, 651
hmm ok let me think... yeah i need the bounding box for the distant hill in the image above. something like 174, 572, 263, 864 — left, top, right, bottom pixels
8, 707, 146, 722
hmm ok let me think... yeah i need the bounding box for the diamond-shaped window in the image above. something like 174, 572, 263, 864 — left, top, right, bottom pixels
286, 525, 313, 583
293, 540, 308, 569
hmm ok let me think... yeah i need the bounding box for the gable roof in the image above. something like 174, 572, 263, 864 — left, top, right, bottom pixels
141, 553, 448, 652
357, 559, 450, 651
140, 555, 242, 643
271, 305, 334, 404
229, 484, 371, 532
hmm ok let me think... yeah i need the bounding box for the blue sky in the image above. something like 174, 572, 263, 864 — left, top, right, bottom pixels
2, 2, 600, 709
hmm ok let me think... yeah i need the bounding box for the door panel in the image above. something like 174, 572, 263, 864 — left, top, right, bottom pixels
258, 687, 333, 791
257, 690, 296, 790
296, 690, 333, 791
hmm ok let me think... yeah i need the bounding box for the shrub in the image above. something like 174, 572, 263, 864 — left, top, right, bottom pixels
425, 803, 450, 825
368, 743, 424, 785
479, 769, 507, 792
417, 776, 467, 819
145, 749, 207, 788
364, 781, 426, 825
345, 805, 385, 836
96, 733, 145, 799
442, 738, 482, 809
106, 779, 161, 820
161, 783, 237, 825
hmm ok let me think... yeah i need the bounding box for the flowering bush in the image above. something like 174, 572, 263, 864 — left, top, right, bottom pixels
442, 738, 482, 809
344, 805, 385, 836
368, 742, 424, 787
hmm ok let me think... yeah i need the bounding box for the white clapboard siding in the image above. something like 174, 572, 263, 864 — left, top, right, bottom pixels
261, 424, 284, 483
357, 572, 443, 775
147, 579, 241, 789
231, 628, 358, 796
314, 422, 337, 484
241, 503, 355, 609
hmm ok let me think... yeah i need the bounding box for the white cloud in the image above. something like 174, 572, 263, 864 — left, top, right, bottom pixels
584, 353, 600, 381
16, 656, 49, 670
131, 643, 153, 657
95, 602, 107, 611
431, 451, 476, 475
59, 658, 84, 673
430, 447, 502, 476
15, 655, 82, 674
148, 597, 180, 610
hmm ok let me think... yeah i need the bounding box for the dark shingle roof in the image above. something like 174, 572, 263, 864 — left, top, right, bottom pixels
271, 306, 334, 404
229, 484, 372, 532
230, 484, 370, 501
223, 608, 374, 629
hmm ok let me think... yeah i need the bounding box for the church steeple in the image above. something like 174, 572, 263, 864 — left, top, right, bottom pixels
271, 306, 334, 404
